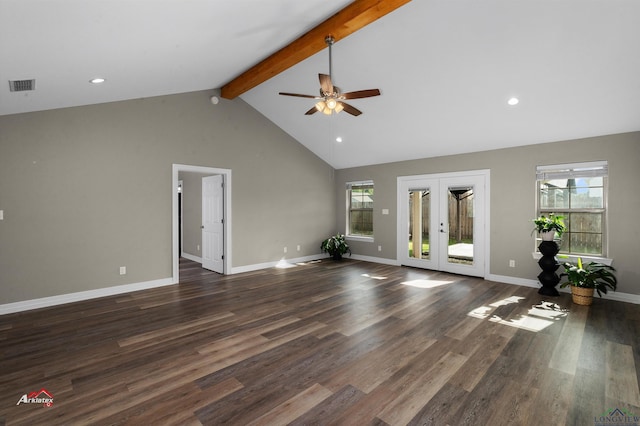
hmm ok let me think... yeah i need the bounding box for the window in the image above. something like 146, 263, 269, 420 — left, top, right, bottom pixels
347, 181, 374, 237
536, 161, 608, 257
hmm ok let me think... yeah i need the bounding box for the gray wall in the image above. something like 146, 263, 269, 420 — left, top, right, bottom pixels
0, 91, 336, 304
335, 132, 640, 295
2, 88, 638, 306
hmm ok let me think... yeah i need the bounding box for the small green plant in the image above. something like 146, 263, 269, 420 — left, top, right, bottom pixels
532, 213, 566, 237
559, 257, 617, 297
321, 233, 351, 259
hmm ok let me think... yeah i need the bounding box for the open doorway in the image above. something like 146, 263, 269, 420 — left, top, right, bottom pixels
172, 164, 232, 284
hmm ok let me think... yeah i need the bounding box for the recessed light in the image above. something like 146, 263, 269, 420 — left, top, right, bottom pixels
89, 78, 106, 84
336, 137, 343, 143
507, 97, 519, 106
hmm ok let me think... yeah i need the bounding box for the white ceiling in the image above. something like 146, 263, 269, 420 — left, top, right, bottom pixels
2, 0, 639, 169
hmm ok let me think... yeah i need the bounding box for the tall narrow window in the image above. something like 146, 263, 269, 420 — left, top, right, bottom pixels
536, 161, 608, 257
347, 181, 374, 237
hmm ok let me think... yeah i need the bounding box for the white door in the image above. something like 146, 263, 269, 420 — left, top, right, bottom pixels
398, 171, 488, 277
202, 175, 224, 273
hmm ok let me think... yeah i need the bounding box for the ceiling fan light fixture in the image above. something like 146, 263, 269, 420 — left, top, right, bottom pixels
279, 35, 381, 117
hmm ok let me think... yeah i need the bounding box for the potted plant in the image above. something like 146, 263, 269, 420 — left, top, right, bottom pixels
559, 257, 617, 305
321, 233, 351, 260
532, 213, 566, 241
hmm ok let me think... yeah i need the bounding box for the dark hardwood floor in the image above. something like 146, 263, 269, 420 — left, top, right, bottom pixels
1, 258, 639, 425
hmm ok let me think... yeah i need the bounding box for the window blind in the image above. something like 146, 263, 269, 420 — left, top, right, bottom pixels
536, 161, 608, 180
346, 180, 374, 189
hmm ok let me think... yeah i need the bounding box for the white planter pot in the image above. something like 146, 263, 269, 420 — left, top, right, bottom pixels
540, 230, 555, 241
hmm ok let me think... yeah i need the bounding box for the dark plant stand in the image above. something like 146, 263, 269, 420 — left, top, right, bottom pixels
537, 241, 560, 296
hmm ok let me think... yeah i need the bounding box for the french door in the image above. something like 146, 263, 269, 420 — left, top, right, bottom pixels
397, 170, 488, 277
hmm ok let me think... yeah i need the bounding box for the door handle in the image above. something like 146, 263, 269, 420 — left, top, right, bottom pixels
201, 225, 204, 229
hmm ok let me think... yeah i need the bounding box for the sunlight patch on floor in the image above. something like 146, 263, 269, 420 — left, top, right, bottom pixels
276, 259, 297, 269
468, 296, 524, 319
362, 273, 387, 280
401, 279, 453, 289
296, 260, 322, 266
468, 299, 568, 332
489, 313, 554, 332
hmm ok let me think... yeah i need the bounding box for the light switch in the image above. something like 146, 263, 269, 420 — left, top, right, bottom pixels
0, 210, 3, 220
382, 209, 389, 215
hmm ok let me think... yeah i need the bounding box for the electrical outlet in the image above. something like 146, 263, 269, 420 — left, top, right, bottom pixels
297, 245, 301, 252
197, 244, 200, 251
119, 266, 126, 275
378, 245, 382, 252
509, 260, 516, 268
284, 247, 287, 253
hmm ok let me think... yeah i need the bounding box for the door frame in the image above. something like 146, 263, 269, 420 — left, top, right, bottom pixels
172, 164, 232, 283
396, 169, 490, 279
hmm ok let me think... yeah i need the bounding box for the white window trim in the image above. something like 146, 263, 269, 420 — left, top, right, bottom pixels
535, 160, 611, 263
532, 252, 613, 266
346, 180, 374, 239
346, 235, 374, 243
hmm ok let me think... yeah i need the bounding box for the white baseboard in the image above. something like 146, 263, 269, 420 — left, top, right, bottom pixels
487, 274, 540, 288
230, 254, 327, 274
487, 273, 640, 305
0, 277, 175, 315
230, 253, 398, 274
181, 252, 202, 263
594, 290, 640, 305
349, 254, 399, 266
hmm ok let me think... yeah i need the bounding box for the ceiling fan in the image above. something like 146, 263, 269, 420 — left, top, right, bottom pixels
279, 36, 381, 116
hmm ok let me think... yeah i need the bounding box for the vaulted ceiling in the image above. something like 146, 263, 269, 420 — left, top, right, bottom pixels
2, 0, 639, 169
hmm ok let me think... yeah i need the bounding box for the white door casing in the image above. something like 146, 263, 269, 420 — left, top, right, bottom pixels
397, 170, 489, 278
172, 164, 231, 284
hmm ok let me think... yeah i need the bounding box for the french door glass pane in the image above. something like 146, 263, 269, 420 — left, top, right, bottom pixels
408, 189, 429, 259
447, 187, 473, 265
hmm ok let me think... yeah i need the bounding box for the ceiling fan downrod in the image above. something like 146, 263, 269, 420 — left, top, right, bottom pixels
325, 36, 334, 84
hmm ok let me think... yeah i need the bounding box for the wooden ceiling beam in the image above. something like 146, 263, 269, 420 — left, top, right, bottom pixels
220, 0, 411, 99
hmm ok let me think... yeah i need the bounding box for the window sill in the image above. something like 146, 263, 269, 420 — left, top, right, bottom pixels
531, 252, 613, 266
346, 235, 374, 243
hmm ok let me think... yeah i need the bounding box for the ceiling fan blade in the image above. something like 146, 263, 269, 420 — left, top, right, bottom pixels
304, 106, 319, 115
279, 92, 318, 99
340, 102, 362, 116
319, 74, 333, 94
341, 88, 381, 100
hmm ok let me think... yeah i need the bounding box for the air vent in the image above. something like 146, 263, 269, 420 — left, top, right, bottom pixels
9, 79, 36, 92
